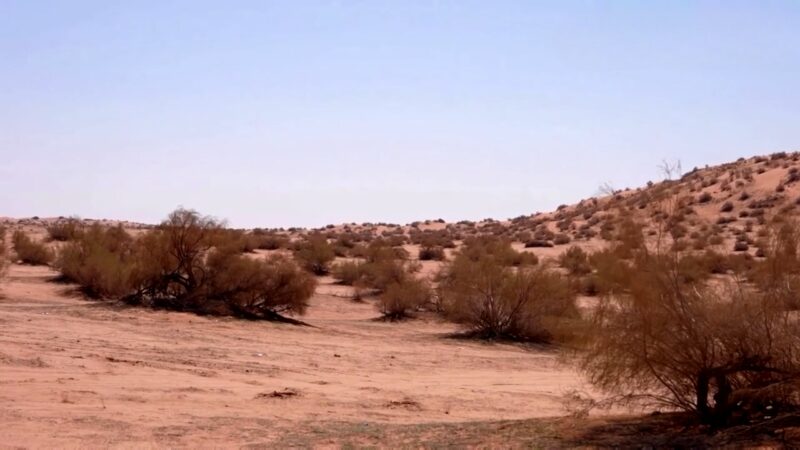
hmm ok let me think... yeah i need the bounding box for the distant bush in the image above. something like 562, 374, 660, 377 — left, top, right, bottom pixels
55, 224, 135, 298
251, 232, 289, 250
203, 250, 316, 319
438, 245, 577, 342
12, 230, 54, 265
331, 260, 366, 286
54, 208, 316, 321
418, 246, 446, 261
697, 192, 713, 203
553, 233, 571, 245
46, 217, 84, 241
378, 277, 431, 320
559, 246, 591, 276
0, 226, 8, 277
294, 234, 335, 275
461, 236, 538, 267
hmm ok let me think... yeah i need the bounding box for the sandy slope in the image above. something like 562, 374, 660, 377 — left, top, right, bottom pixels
0, 264, 592, 448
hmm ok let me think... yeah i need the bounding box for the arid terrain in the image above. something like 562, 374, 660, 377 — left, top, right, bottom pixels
4, 153, 800, 448
0, 264, 597, 447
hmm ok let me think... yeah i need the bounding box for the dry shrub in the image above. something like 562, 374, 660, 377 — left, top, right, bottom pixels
438, 244, 577, 342
378, 277, 431, 320
330, 260, 364, 286
294, 234, 335, 275
461, 236, 538, 267
46, 217, 83, 242
360, 257, 408, 293
204, 251, 315, 318
419, 246, 446, 261
212, 229, 258, 254
588, 249, 635, 296
581, 203, 800, 427
331, 241, 418, 297
55, 224, 135, 298
12, 230, 53, 265
54, 208, 316, 321
581, 248, 800, 426
559, 246, 591, 276
0, 225, 8, 278
251, 230, 290, 250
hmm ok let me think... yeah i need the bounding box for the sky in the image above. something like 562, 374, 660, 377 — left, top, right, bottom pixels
1, 1, 798, 228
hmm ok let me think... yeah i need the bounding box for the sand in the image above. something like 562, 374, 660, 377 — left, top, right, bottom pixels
0, 264, 592, 448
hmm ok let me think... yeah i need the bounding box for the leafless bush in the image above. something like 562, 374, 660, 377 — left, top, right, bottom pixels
55, 224, 135, 298
697, 192, 713, 203
419, 246, 446, 261
559, 246, 591, 276
204, 250, 315, 319
581, 250, 800, 426
46, 217, 84, 241
438, 245, 577, 342
461, 236, 538, 267
55, 208, 316, 321
0, 226, 8, 278
251, 230, 290, 250
12, 230, 53, 265
378, 277, 431, 320
293, 234, 335, 275
331, 260, 366, 286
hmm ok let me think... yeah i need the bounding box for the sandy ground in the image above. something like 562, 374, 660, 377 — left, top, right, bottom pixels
0, 264, 594, 448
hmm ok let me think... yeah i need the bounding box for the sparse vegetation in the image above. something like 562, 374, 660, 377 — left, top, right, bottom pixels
12, 230, 54, 265
418, 246, 446, 261
438, 239, 576, 341
0, 225, 8, 278
294, 234, 335, 275
54, 208, 316, 320
378, 277, 431, 320
46, 217, 84, 241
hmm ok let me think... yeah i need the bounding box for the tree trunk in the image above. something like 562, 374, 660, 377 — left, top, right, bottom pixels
712, 374, 732, 427
696, 372, 710, 421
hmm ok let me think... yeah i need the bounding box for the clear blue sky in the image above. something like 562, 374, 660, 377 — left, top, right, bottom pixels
1, 1, 798, 228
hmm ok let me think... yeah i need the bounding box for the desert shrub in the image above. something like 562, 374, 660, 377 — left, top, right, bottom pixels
12, 230, 54, 265
553, 233, 571, 245
331, 260, 366, 286
213, 229, 257, 254
46, 217, 84, 241
559, 246, 591, 276
697, 192, 713, 203
251, 231, 289, 250
360, 258, 408, 292
54, 208, 316, 321
378, 277, 431, 320
438, 250, 577, 342
204, 250, 315, 318
461, 236, 537, 267
587, 249, 637, 296
419, 246, 446, 261
55, 224, 136, 298
614, 219, 645, 259
720, 202, 734, 213
294, 234, 335, 275
0, 226, 7, 277
581, 248, 800, 426
331, 241, 415, 294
